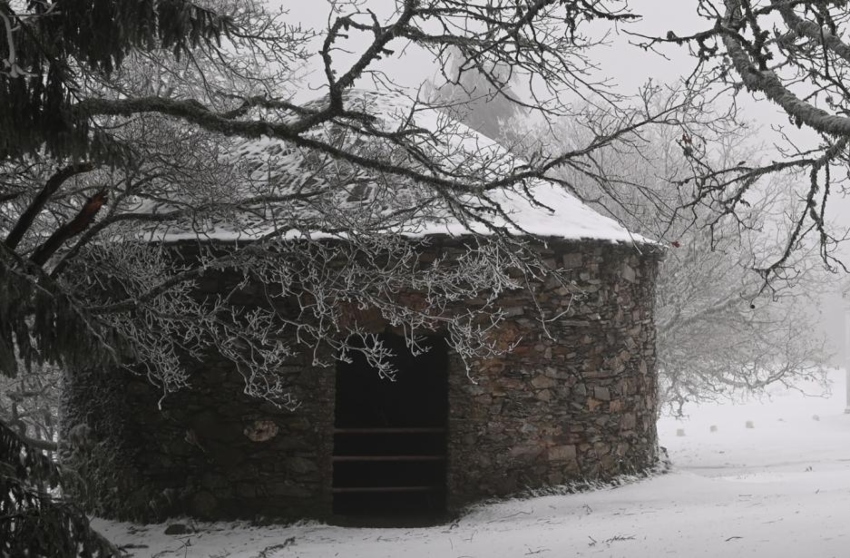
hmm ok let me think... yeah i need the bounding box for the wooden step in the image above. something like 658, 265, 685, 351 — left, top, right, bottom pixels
333, 427, 446, 434
332, 486, 440, 493
333, 455, 445, 462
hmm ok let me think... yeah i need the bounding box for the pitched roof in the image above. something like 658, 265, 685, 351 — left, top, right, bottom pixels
130, 89, 645, 244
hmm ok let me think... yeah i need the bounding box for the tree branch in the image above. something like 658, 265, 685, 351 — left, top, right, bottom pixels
722, 0, 850, 137
4, 162, 94, 250
30, 191, 108, 266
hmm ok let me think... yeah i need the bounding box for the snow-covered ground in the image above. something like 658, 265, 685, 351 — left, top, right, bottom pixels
97, 369, 850, 558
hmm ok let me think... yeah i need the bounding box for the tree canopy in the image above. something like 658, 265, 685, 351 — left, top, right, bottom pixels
1, 0, 680, 397
2, 0, 850, 553
635, 0, 850, 276
0, 2, 664, 551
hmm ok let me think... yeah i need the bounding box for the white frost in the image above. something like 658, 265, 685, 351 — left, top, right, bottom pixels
130, 90, 644, 245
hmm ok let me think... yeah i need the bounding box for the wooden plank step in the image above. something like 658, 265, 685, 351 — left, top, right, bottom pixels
332, 486, 439, 493
332, 455, 445, 462
333, 427, 446, 434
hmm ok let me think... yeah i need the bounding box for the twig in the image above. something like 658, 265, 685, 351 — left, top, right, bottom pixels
255, 537, 295, 558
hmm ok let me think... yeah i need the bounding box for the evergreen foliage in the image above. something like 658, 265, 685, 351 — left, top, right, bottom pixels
0, 245, 126, 379
0, 0, 232, 160
0, 419, 118, 558
1, 0, 231, 554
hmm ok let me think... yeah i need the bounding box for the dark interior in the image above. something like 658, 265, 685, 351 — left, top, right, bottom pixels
333, 332, 448, 521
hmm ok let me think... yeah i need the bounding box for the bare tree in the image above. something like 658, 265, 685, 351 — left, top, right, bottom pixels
425, 46, 528, 142
1, 0, 699, 402
1, 4, 693, 549
631, 0, 850, 278
516, 96, 833, 413
13, 0, 837, 550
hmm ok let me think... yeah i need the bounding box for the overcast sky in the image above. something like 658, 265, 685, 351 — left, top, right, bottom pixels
273, 1, 850, 217
271, 0, 849, 354
277, 1, 801, 135
278, 0, 703, 94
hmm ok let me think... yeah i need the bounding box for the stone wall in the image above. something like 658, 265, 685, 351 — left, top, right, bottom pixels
63, 351, 335, 521
62, 237, 660, 521
445, 240, 660, 509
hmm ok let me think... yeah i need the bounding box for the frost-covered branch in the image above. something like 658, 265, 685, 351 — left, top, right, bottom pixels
630, 0, 850, 273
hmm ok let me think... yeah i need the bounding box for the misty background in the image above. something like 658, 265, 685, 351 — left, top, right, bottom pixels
278, 0, 850, 369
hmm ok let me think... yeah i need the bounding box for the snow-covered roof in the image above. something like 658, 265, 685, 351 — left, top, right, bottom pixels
130, 89, 646, 245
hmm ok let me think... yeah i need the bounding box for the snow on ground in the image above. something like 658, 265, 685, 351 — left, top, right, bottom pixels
97, 369, 850, 558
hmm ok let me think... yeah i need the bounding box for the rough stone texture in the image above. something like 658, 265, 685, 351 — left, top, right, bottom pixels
62, 349, 335, 521
445, 241, 660, 509
62, 238, 660, 521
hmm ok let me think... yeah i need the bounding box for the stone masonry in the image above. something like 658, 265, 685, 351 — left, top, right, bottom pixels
62, 237, 661, 521
445, 240, 660, 509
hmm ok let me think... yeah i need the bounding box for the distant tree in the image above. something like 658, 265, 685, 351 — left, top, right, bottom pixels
635, 0, 850, 276
653, 192, 832, 414
426, 46, 527, 143
522, 105, 833, 413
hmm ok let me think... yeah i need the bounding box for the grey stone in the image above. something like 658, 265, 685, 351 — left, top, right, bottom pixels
164, 523, 191, 535
562, 253, 583, 268
64, 239, 661, 523
530, 375, 557, 389
548, 445, 577, 462
287, 457, 318, 474
268, 482, 312, 498
621, 263, 637, 283
243, 419, 280, 442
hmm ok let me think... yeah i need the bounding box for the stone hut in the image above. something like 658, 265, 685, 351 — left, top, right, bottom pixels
63, 91, 663, 523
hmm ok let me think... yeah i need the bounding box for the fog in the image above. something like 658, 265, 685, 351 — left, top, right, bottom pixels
274, 0, 848, 364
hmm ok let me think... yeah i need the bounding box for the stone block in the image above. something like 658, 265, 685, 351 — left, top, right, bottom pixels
587, 398, 603, 412
560, 320, 591, 327
598, 453, 617, 472
190, 491, 218, 519
608, 399, 625, 413
509, 445, 543, 460
243, 419, 280, 442
236, 483, 257, 498
562, 253, 583, 268
286, 457, 318, 475
548, 444, 577, 462
593, 442, 611, 455
191, 410, 219, 438
531, 375, 557, 389
268, 482, 312, 498
621, 413, 637, 430
520, 423, 539, 434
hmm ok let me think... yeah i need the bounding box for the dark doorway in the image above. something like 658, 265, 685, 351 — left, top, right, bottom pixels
333, 332, 448, 521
